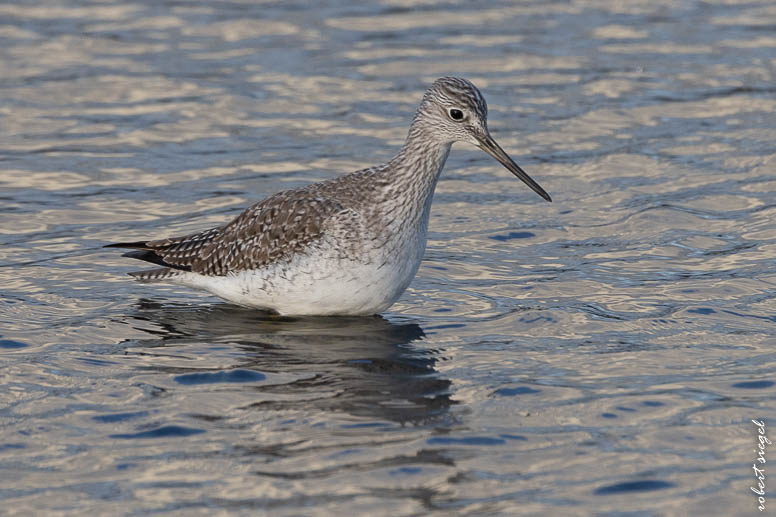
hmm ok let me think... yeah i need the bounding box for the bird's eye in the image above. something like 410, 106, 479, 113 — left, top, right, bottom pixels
448, 108, 464, 121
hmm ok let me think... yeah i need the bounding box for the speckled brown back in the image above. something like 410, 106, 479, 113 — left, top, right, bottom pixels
142, 189, 349, 276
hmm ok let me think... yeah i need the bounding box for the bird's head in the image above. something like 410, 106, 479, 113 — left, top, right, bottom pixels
414, 77, 551, 202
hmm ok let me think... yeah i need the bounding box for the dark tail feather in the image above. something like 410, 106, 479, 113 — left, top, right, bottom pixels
106, 244, 192, 272
104, 241, 150, 250
128, 267, 182, 282
121, 250, 193, 271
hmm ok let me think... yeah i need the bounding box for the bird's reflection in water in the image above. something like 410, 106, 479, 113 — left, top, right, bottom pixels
127, 299, 454, 425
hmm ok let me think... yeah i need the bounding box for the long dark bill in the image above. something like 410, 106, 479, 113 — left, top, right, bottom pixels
477, 134, 552, 202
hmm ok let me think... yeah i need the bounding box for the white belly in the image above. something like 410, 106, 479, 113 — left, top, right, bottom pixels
171, 231, 426, 316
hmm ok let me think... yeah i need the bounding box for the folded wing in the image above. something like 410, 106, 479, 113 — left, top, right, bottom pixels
106, 191, 346, 277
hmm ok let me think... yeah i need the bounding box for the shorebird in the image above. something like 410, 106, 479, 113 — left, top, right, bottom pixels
106, 77, 551, 316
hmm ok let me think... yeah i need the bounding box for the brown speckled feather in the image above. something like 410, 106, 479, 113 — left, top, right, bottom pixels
124, 187, 350, 277
189, 191, 346, 275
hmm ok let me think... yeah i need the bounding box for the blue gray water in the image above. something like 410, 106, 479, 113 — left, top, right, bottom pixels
1, 0, 775, 515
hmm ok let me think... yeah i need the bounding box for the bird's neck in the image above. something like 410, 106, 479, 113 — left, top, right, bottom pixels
378, 124, 452, 212
354, 120, 452, 251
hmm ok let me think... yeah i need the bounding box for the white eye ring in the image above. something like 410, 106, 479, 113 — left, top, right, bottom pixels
448, 108, 465, 121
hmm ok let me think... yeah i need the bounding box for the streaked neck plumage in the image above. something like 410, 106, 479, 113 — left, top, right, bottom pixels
376, 111, 452, 224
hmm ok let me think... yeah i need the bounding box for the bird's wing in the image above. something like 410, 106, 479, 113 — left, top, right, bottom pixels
126, 191, 348, 276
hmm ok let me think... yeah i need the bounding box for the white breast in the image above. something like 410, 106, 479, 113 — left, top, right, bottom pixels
171, 222, 428, 316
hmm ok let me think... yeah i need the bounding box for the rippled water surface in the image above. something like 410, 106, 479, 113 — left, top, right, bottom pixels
2, 0, 776, 515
